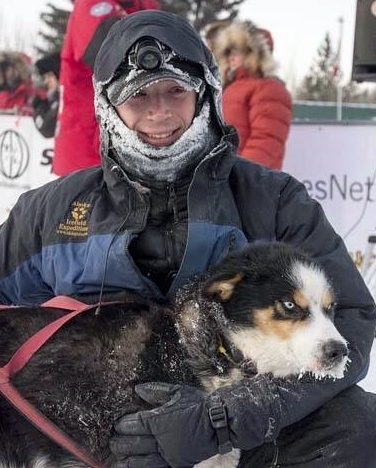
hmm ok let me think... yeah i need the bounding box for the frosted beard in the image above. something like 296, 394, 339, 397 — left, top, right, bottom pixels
104, 100, 218, 182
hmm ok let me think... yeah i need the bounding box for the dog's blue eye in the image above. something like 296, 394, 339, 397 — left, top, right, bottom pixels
283, 301, 295, 310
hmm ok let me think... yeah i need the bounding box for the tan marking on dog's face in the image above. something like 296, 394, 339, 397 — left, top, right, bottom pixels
322, 289, 335, 310
206, 273, 243, 300
252, 306, 306, 340
292, 290, 309, 310
228, 262, 347, 379
292, 288, 335, 312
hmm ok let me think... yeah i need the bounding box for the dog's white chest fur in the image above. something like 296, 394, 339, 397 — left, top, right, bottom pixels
178, 244, 349, 468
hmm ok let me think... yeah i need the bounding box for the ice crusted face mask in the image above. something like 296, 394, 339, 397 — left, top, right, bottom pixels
102, 97, 217, 183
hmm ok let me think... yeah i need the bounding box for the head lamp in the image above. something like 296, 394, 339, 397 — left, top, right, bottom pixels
106, 37, 205, 107
128, 38, 175, 71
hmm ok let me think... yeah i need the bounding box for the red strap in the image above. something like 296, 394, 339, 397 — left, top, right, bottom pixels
0, 296, 102, 467
2, 297, 96, 378
0, 374, 101, 468
41, 295, 95, 310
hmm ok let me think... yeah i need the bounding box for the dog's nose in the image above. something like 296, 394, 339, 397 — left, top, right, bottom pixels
322, 340, 349, 364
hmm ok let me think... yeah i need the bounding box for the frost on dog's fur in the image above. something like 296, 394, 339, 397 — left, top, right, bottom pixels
0, 242, 349, 468
174, 242, 349, 468
175, 243, 349, 385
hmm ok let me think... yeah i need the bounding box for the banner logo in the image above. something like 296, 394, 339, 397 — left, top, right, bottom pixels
0, 129, 30, 179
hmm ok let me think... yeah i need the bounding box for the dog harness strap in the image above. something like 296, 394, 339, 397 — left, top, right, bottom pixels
1, 296, 123, 377
0, 378, 101, 468
0, 296, 102, 467
2, 299, 95, 378
207, 395, 233, 455
41, 295, 94, 309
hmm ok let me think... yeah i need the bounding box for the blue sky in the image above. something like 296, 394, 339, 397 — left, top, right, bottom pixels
0, 0, 358, 87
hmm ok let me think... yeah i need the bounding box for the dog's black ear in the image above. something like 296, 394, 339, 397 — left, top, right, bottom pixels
203, 273, 243, 301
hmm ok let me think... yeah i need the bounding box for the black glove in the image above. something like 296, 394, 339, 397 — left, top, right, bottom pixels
110, 377, 282, 468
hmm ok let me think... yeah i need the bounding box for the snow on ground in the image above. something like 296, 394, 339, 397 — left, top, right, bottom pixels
359, 339, 376, 393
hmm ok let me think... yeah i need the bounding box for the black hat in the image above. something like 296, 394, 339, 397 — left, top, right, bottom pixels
106, 38, 204, 106
35, 52, 61, 79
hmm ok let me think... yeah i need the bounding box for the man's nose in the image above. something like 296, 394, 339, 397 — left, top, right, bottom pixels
147, 94, 171, 116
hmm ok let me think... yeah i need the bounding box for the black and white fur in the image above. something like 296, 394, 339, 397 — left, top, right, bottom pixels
0, 242, 348, 468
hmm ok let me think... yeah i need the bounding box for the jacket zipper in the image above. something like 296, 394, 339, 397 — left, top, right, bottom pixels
165, 184, 178, 285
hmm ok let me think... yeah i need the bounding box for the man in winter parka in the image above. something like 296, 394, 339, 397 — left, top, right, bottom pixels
0, 10, 375, 467
53, 0, 160, 176
213, 21, 292, 170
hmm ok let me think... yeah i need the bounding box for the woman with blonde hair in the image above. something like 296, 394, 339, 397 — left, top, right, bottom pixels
213, 21, 292, 170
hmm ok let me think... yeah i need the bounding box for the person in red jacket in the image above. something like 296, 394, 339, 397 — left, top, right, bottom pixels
53, 0, 160, 176
0, 51, 35, 115
212, 21, 292, 170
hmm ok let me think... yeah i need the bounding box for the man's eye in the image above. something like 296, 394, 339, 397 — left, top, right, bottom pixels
171, 86, 186, 94
131, 90, 146, 99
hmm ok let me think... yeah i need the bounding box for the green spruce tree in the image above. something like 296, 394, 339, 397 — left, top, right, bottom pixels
35, 0, 246, 55
35, 1, 73, 57
159, 0, 245, 32
293, 32, 376, 103
295, 33, 339, 101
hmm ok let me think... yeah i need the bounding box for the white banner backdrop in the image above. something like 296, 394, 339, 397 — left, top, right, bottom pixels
0, 115, 56, 224
283, 123, 376, 257
1, 117, 376, 258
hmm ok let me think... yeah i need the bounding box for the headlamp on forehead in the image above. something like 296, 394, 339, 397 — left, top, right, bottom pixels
128, 38, 175, 71
106, 37, 205, 107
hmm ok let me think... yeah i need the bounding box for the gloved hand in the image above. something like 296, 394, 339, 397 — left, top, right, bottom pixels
110, 377, 282, 468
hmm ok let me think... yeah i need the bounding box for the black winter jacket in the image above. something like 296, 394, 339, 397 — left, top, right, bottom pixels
0, 9, 375, 454
31, 88, 59, 138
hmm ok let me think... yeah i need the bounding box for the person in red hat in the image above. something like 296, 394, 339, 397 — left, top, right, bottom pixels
212, 20, 292, 170
53, 0, 160, 176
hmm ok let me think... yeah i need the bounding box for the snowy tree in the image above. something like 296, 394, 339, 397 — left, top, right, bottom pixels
158, 0, 245, 32
293, 32, 376, 103
35, 1, 73, 56
294, 33, 339, 102
34, 0, 245, 56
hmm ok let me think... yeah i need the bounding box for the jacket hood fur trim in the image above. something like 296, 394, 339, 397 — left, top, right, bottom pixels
0, 51, 31, 81
215, 21, 277, 83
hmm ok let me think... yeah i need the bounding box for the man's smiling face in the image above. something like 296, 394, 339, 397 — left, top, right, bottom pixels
115, 79, 197, 147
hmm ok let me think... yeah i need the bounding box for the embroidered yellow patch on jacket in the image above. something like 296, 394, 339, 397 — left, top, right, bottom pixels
57, 201, 91, 237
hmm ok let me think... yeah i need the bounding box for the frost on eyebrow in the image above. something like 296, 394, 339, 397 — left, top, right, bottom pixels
126, 64, 203, 99
164, 63, 203, 93
130, 78, 199, 97
105, 53, 206, 106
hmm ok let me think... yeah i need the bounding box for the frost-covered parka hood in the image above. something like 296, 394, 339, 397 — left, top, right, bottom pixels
0, 51, 31, 83
93, 10, 226, 160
